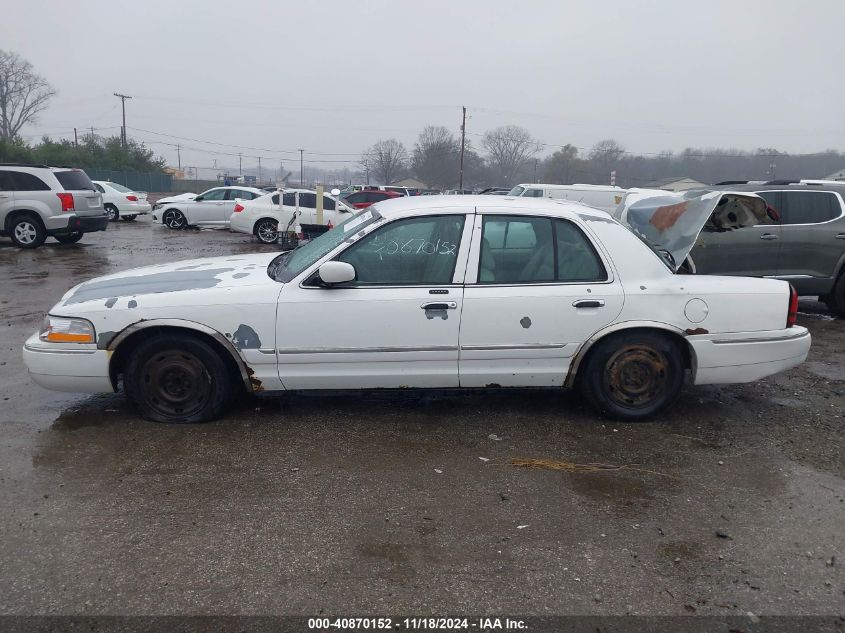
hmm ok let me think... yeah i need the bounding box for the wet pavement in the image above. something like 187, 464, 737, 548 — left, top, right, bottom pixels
0, 218, 843, 616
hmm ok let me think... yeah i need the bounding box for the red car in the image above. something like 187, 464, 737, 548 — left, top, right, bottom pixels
343, 189, 403, 209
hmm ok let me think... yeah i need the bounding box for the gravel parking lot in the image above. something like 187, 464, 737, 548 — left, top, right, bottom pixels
1, 218, 843, 617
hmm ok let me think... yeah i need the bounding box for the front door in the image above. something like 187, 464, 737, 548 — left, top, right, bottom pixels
275, 212, 473, 389
459, 213, 624, 387
191, 188, 227, 224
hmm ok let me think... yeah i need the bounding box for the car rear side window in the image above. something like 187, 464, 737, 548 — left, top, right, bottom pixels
53, 170, 95, 191
780, 191, 842, 224
10, 171, 51, 191
0, 171, 16, 191
299, 193, 317, 208
479, 215, 605, 284
282, 193, 296, 206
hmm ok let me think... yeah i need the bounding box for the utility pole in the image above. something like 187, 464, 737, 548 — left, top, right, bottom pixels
459, 106, 466, 190
90, 126, 95, 147
238, 153, 242, 175
258, 156, 262, 184
73, 128, 78, 149
176, 145, 181, 170
533, 158, 538, 183
113, 93, 132, 147
299, 149, 305, 187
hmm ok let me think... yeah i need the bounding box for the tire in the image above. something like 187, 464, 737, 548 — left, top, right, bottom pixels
123, 215, 137, 222
105, 204, 119, 221
54, 232, 84, 244
823, 272, 845, 318
254, 218, 279, 244
124, 335, 232, 424
9, 214, 47, 249
162, 209, 187, 229
577, 330, 685, 421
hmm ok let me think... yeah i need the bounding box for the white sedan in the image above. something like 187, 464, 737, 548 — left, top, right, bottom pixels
230, 188, 356, 244
92, 181, 152, 221
151, 186, 265, 229
22, 196, 810, 424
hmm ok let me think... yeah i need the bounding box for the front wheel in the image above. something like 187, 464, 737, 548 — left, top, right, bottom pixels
162, 209, 187, 229
577, 331, 685, 421
124, 335, 232, 423
54, 232, 84, 244
254, 218, 279, 244
105, 204, 119, 221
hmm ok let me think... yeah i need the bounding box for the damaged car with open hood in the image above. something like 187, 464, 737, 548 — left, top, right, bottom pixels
23, 194, 810, 424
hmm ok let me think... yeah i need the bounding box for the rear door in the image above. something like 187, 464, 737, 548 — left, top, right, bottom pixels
297, 192, 318, 224
776, 190, 845, 281
689, 191, 781, 276
459, 213, 624, 387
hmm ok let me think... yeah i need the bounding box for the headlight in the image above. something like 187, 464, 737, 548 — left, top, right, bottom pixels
39, 315, 96, 344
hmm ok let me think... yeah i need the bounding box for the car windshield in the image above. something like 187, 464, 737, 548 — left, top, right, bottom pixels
508, 186, 525, 196
106, 182, 132, 193
268, 208, 382, 283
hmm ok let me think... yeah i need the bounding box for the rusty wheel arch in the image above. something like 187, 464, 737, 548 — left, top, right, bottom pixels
564, 324, 696, 388
106, 320, 257, 394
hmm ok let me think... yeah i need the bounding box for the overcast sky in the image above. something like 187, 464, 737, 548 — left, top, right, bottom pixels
3, 0, 844, 175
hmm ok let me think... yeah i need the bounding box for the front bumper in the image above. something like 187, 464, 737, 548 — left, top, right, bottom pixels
22, 333, 114, 393
689, 326, 811, 385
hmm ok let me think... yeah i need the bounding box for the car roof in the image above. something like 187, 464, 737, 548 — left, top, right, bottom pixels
370, 194, 612, 221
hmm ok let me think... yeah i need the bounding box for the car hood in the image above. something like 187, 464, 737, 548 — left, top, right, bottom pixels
57, 253, 281, 310
156, 192, 197, 204
613, 189, 769, 266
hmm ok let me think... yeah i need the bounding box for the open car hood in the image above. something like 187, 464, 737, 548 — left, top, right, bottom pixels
613, 189, 771, 267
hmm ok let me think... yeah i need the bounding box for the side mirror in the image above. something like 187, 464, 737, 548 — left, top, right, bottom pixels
318, 261, 356, 285
331, 188, 341, 196
194, 196, 203, 202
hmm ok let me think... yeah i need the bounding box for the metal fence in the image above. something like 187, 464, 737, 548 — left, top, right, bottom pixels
84, 170, 173, 192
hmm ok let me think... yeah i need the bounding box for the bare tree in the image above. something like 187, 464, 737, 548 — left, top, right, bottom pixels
588, 139, 626, 181
0, 51, 55, 141
366, 138, 408, 184
482, 125, 540, 185
412, 125, 460, 189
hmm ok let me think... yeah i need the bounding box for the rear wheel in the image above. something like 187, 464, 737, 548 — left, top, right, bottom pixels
254, 218, 279, 244
105, 204, 119, 221
9, 214, 47, 249
823, 273, 845, 318
54, 232, 84, 244
578, 331, 685, 421
124, 335, 231, 423
123, 215, 137, 221
162, 209, 187, 229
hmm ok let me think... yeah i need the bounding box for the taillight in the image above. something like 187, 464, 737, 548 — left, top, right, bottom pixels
56, 193, 74, 212
126, 195, 138, 202
233, 203, 244, 213
786, 284, 798, 328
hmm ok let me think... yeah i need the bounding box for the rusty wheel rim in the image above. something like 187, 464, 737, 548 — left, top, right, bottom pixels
603, 344, 668, 409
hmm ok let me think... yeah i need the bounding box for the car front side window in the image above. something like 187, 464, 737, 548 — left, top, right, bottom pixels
201, 189, 226, 201
336, 215, 465, 285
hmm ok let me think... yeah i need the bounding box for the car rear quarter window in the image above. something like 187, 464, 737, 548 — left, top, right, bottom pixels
10, 171, 51, 191
53, 170, 95, 191
323, 196, 336, 211
780, 191, 842, 225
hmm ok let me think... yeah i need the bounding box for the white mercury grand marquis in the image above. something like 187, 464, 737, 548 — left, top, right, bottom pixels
23, 195, 811, 423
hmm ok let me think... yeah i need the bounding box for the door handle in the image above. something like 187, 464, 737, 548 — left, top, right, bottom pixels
759, 233, 778, 240
573, 299, 605, 308
421, 301, 457, 310
836, 233, 845, 240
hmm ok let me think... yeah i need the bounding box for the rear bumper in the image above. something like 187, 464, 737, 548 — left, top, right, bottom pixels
49, 213, 109, 235
689, 326, 811, 385
119, 202, 152, 216
22, 333, 114, 393
229, 213, 252, 234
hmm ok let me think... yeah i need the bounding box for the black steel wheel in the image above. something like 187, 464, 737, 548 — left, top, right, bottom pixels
578, 331, 684, 421
124, 335, 231, 423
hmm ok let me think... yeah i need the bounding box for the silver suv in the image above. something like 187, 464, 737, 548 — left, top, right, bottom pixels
689, 181, 845, 317
0, 164, 108, 249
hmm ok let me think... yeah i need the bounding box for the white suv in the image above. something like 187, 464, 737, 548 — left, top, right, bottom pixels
0, 164, 107, 248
